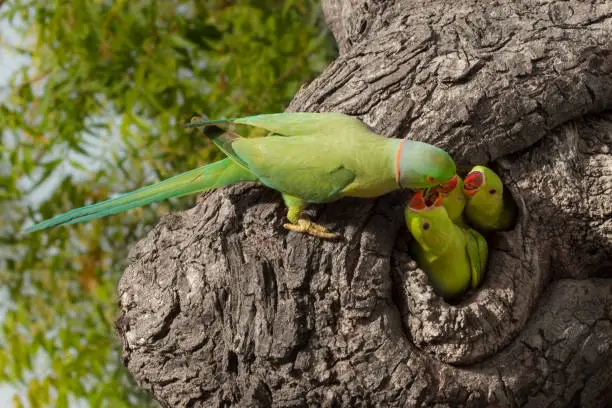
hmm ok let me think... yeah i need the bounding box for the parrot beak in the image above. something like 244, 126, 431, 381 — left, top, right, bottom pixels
422, 175, 457, 205
409, 190, 444, 211
433, 193, 445, 207
408, 191, 427, 211
438, 175, 458, 194
463, 171, 484, 197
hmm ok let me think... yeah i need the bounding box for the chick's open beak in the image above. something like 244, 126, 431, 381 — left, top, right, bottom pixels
409, 190, 445, 211
463, 171, 484, 197
422, 174, 457, 205
439, 174, 458, 193
408, 190, 427, 211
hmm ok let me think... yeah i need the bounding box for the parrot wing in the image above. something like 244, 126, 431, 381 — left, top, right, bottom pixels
187, 112, 375, 138
199, 125, 250, 169
231, 135, 357, 203
463, 227, 488, 289
198, 125, 356, 203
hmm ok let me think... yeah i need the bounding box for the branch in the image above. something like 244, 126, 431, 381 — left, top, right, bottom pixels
116, 1, 612, 406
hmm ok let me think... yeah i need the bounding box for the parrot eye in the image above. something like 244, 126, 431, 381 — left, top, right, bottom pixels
422, 221, 430, 231
426, 176, 436, 184
489, 188, 497, 194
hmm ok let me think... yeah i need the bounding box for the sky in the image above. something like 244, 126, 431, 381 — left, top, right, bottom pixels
1, 14, 32, 407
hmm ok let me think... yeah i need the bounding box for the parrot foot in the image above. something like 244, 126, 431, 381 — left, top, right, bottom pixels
283, 218, 339, 240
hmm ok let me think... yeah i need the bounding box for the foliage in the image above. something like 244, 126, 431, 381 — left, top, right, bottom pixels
0, 0, 336, 406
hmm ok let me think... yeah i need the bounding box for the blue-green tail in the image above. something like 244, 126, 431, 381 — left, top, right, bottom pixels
25, 158, 256, 232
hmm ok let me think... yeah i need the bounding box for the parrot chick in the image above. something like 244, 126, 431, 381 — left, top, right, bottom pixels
423, 174, 466, 225
463, 165, 517, 231
405, 190, 488, 301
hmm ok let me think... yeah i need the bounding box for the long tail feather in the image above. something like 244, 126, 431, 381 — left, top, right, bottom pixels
25, 158, 256, 232
183, 117, 235, 128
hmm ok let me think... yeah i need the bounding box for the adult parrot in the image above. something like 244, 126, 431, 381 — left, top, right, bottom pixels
405, 190, 488, 300
462, 165, 517, 231
26, 112, 456, 239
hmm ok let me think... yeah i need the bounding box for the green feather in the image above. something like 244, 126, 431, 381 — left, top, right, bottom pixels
463, 227, 488, 289
183, 118, 232, 128
196, 125, 250, 169
25, 158, 255, 232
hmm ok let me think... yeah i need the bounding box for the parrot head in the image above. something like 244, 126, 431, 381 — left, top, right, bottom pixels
396, 140, 456, 190
405, 190, 454, 253
463, 166, 503, 200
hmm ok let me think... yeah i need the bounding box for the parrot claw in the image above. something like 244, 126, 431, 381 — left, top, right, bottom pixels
283, 218, 339, 240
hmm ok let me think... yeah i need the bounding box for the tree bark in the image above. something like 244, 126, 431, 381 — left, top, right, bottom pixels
116, 1, 612, 406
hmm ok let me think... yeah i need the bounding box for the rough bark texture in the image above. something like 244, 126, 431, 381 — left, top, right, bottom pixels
116, 1, 612, 407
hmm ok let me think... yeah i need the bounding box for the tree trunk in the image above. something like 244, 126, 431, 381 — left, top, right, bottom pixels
115, 1, 612, 406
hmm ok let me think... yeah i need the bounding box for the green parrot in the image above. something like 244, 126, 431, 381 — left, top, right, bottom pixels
462, 165, 517, 231
405, 190, 488, 300
25, 112, 456, 239
424, 174, 466, 225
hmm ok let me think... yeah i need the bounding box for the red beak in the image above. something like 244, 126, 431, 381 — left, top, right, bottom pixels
463, 171, 484, 197
409, 190, 444, 211
432, 193, 445, 207
408, 191, 427, 211
439, 175, 458, 194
